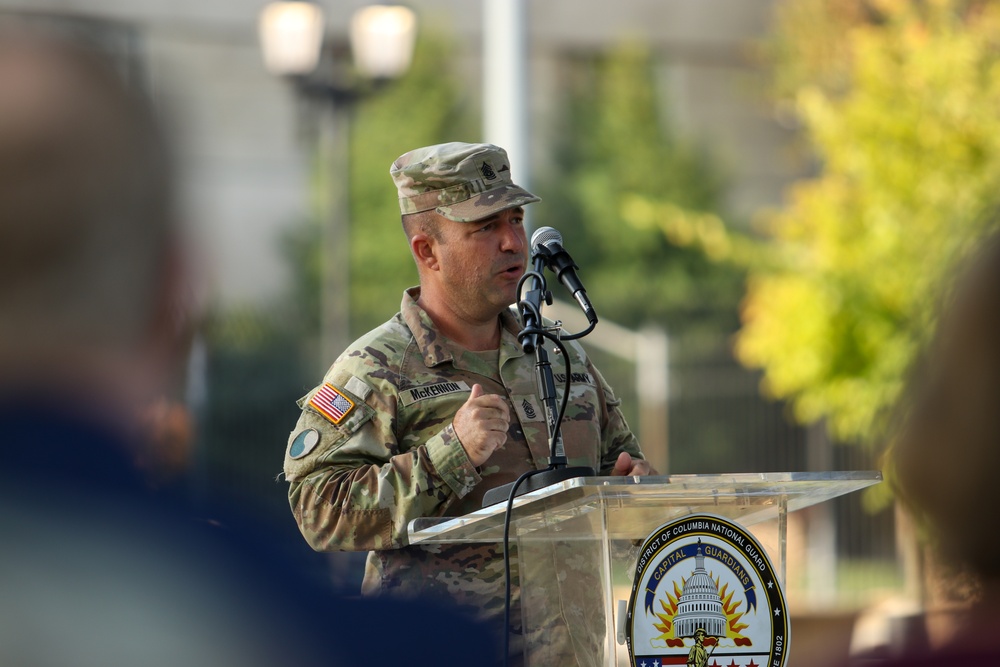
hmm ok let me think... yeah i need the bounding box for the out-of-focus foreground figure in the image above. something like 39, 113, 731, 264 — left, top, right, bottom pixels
0, 25, 332, 667
884, 230, 1000, 665
0, 25, 499, 667
0, 28, 183, 409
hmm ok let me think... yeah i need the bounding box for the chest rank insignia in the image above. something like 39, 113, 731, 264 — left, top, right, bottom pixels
626, 514, 790, 667
309, 383, 355, 425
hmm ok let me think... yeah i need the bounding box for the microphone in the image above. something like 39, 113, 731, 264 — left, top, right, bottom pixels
530, 227, 598, 325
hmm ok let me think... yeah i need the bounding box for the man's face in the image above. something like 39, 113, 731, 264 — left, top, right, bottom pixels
431, 206, 527, 322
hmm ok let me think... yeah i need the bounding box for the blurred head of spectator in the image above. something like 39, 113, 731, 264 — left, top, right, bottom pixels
0, 22, 198, 483
893, 232, 1000, 579
887, 229, 1000, 660
0, 23, 191, 422
0, 25, 500, 667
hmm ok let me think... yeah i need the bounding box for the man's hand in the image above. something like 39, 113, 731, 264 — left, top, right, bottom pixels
610, 452, 657, 477
453, 384, 509, 466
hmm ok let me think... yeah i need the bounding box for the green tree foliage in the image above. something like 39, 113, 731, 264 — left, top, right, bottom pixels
738, 0, 1000, 445
348, 34, 477, 336
541, 43, 744, 347
282, 33, 477, 340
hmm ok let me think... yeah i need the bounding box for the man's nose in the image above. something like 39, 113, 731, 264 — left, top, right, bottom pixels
499, 220, 525, 253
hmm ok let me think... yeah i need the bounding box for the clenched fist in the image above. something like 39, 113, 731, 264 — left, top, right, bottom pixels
453, 384, 509, 466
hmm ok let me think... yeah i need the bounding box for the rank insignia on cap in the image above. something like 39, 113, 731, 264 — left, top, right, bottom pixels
309, 383, 355, 425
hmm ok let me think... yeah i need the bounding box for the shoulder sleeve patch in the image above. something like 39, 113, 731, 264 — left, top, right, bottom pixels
287, 428, 320, 459
285, 382, 376, 481
308, 383, 356, 425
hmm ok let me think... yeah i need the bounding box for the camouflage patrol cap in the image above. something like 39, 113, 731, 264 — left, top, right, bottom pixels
390, 142, 540, 222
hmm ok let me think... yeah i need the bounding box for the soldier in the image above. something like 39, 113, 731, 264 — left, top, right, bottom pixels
283, 142, 656, 661
687, 629, 709, 667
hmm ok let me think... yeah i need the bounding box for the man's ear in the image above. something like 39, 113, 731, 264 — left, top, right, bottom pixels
410, 233, 440, 272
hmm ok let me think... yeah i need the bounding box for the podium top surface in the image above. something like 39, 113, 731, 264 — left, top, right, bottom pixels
407, 471, 882, 545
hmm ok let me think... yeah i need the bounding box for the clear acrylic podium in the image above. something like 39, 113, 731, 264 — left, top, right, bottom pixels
407, 471, 882, 667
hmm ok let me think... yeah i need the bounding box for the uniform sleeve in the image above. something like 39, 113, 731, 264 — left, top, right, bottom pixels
590, 361, 646, 475
282, 359, 482, 553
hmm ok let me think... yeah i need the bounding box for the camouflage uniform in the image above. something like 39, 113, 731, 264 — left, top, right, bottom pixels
282, 143, 646, 665
284, 288, 641, 563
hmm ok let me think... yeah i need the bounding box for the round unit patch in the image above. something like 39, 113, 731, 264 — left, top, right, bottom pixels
288, 428, 320, 459
626, 514, 789, 667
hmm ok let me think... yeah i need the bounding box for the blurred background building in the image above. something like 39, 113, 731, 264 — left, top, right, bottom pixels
1, 0, 910, 655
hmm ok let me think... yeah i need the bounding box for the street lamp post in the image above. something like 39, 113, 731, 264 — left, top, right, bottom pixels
259, 1, 417, 365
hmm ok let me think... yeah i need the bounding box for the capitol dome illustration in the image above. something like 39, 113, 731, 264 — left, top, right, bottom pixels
674, 539, 727, 638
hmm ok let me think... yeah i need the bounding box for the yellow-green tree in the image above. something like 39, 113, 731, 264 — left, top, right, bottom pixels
543, 43, 742, 345
739, 0, 1000, 445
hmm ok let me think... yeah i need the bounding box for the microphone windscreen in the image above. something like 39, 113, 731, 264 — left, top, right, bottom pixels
531, 226, 562, 249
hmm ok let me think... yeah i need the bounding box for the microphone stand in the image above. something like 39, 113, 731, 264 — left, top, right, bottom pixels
481, 247, 595, 507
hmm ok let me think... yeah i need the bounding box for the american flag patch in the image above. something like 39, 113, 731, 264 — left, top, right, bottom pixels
309, 383, 355, 425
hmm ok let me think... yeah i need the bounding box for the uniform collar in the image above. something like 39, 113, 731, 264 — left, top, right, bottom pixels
400, 287, 525, 368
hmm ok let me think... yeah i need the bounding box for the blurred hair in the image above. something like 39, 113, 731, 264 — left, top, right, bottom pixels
891, 230, 1000, 580
0, 27, 175, 357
